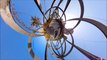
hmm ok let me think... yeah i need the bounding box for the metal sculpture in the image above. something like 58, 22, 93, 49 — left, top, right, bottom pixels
0, 0, 107, 60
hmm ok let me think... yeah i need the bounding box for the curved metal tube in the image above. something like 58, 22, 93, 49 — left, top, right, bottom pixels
44, 6, 66, 22
60, 0, 71, 18
28, 36, 40, 60
72, 0, 84, 30
49, 0, 56, 19
61, 33, 74, 58
50, 32, 74, 59
0, 0, 43, 37
34, 0, 47, 20
67, 18, 107, 38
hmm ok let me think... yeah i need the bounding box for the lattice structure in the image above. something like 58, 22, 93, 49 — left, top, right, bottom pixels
0, 0, 107, 60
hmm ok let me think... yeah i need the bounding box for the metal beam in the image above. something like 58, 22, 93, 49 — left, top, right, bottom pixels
73, 44, 105, 60
67, 18, 107, 38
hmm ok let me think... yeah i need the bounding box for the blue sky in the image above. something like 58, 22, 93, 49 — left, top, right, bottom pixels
0, 0, 107, 60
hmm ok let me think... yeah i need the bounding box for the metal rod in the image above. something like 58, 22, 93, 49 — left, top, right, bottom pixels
34, 0, 47, 20
67, 40, 105, 60
72, 0, 84, 30
45, 42, 48, 60
60, 0, 71, 18
73, 44, 103, 60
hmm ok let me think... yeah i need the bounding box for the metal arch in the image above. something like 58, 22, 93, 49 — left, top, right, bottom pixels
0, 0, 82, 36
42, 0, 84, 29
0, 0, 43, 37
1, 0, 106, 60
28, 36, 40, 60
49, 0, 63, 16
0, 0, 31, 36
48, 0, 56, 19
9, 1, 31, 33
60, 0, 71, 18
59, 0, 84, 30
44, 6, 67, 23
52, 39, 65, 50
47, 32, 74, 59
51, 40, 63, 56
27, 17, 107, 60
67, 18, 107, 38
28, 33, 45, 60
60, 33, 74, 58
71, 0, 84, 30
